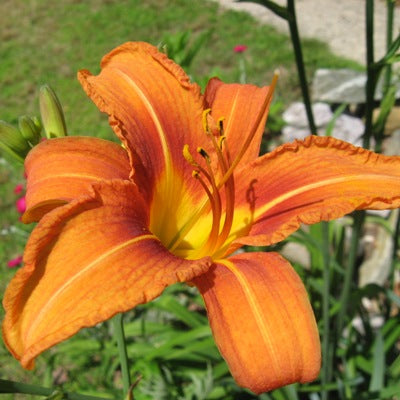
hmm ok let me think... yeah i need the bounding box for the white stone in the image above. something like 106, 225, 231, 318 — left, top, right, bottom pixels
282, 101, 333, 128
281, 101, 365, 147
329, 114, 365, 146
313, 68, 400, 103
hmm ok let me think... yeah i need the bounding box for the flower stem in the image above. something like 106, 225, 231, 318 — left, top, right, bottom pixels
364, 0, 375, 149
246, 0, 316, 133
383, 0, 395, 94
0, 379, 109, 400
388, 210, 400, 315
113, 313, 132, 396
286, 0, 317, 134
336, 211, 365, 337
321, 221, 332, 400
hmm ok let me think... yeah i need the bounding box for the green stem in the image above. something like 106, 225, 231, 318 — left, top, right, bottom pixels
286, 0, 317, 134
337, 211, 365, 338
364, 0, 375, 150
321, 221, 331, 400
113, 313, 132, 396
383, 0, 395, 94
244, 0, 289, 19
0, 379, 109, 400
388, 210, 400, 314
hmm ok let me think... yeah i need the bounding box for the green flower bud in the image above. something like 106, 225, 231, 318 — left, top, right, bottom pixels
18, 115, 42, 145
39, 84, 67, 138
32, 116, 42, 132
0, 120, 30, 162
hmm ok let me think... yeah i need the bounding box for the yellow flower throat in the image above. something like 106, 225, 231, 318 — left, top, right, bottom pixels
152, 74, 278, 261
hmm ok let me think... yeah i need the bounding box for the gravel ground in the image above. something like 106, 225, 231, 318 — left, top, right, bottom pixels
214, 0, 399, 65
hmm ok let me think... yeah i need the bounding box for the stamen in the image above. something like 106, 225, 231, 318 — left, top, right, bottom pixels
202, 108, 212, 134
211, 74, 279, 249
218, 135, 226, 150
217, 117, 225, 135
218, 71, 279, 190
189, 171, 221, 258
213, 139, 235, 251
199, 116, 236, 254
183, 144, 212, 183
195, 146, 225, 253
198, 118, 235, 254
170, 144, 222, 253
183, 144, 197, 166
197, 147, 210, 162
169, 73, 278, 258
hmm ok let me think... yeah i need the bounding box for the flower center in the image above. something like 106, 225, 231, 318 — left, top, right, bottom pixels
167, 74, 278, 260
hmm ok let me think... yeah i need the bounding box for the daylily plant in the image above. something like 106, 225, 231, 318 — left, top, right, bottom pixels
3, 42, 400, 394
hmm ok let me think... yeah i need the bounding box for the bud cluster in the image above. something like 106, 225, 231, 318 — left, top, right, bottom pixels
0, 84, 68, 163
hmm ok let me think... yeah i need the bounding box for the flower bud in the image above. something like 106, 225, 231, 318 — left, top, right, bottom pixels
7, 255, 23, 268
0, 120, 30, 162
39, 84, 67, 138
32, 116, 42, 132
18, 115, 42, 145
16, 196, 26, 214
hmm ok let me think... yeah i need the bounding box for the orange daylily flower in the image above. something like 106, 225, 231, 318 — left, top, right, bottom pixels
3, 41, 400, 394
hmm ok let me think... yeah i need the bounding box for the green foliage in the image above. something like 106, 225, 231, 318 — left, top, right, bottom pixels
286, 215, 400, 400
159, 30, 213, 72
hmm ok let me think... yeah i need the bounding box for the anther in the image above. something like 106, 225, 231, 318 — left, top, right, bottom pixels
217, 118, 225, 135
218, 135, 226, 150
202, 109, 212, 134
183, 144, 198, 167
197, 147, 210, 162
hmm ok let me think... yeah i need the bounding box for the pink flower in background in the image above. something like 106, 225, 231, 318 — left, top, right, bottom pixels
13, 184, 24, 194
7, 255, 23, 268
233, 44, 248, 53
16, 197, 26, 214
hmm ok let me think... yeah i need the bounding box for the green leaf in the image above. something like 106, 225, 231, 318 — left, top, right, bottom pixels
388, 354, 400, 377
143, 325, 212, 361
369, 329, 385, 393
164, 337, 219, 361
382, 320, 400, 353
380, 383, 400, 398
373, 85, 396, 134
325, 103, 348, 136
375, 33, 400, 67
152, 294, 207, 328
180, 29, 212, 68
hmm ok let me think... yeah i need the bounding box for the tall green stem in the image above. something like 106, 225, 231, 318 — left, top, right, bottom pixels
113, 313, 132, 396
383, 0, 395, 94
0, 379, 109, 400
286, 0, 317, 134
337, 211, 365, 337
364, 0, 375, 150
245, 0, 317, 133
321, 221, 331, 400
389, 210, 400, 302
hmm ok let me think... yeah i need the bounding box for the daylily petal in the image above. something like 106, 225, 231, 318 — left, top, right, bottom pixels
204, 77, 272, 166
193, 251, 320, 394
231, 136, 400, 247
23, 137, 130, 223
2, 180, 211, 369
78, 42, 207, 202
